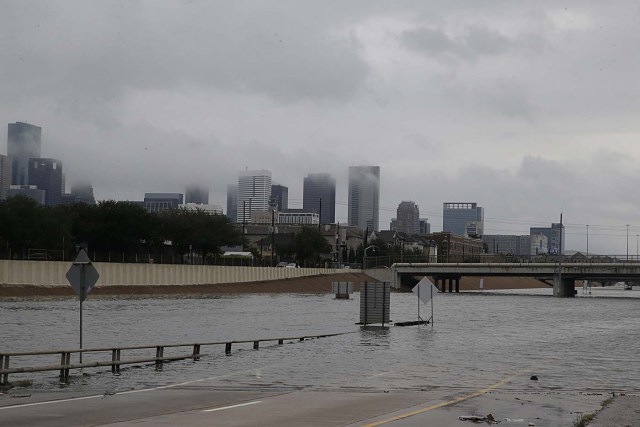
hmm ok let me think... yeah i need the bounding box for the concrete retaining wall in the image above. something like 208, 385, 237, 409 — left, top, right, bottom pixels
0, 260, 359, 287
363, 268, 393, 283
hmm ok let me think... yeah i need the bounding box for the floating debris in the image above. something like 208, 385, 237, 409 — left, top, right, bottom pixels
458, 413, 499, 424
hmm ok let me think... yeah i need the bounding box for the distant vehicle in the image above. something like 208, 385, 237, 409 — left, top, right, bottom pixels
285, 263, 298, 268
276, 262, 289, 267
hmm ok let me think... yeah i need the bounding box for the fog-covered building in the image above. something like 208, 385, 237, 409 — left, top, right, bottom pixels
7, 122, 42, 186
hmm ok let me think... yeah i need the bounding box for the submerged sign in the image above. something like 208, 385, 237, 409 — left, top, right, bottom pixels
66, 249, 100, 301
412, 277, 439, 305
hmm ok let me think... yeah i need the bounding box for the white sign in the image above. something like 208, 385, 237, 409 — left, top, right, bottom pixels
412, 277, 439, 305
66, 249, 100, 302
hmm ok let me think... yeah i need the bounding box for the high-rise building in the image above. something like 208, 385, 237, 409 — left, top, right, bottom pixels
226, 184, 238, 223
237, 169, 272, 223
0, 154, 11, 200
348, 166, 380, 231
270, 184, 289, 212
483, 235, 532, 256
530, 223, 564, 255
303, 173, 336, 224
396, 201, 420, 234
7, 122, 42, 186
69, 183, 95, 204
28, 158, 63, 206
144, 193, 184, 213
7, 185, 45, 204
185, 185, 209, 204
442, 202, 484, 237
62, 182, 96, 205
419, 218, 431, 234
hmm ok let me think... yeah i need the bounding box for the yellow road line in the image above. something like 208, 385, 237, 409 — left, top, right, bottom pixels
362, 372, 520, 427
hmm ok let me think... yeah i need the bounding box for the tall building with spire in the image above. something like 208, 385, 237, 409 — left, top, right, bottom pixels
348, 166, 380, 231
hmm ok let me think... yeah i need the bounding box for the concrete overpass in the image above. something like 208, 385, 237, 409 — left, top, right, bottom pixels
391, 262, 640, 297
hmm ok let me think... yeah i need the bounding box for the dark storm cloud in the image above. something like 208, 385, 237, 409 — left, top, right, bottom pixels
1, 1, 640, 255
401, 25, 516, 61
1, 2, 370, 107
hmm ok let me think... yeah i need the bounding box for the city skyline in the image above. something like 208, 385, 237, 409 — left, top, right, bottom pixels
1, 2, 640, 254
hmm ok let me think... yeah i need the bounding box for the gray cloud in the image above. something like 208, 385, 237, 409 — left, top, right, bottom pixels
2, 0, 640, 257
401, 25, 518, 62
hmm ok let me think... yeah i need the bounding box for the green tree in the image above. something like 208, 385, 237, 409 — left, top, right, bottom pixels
0, 196, 72, 258
63, 200, 158, 253
292, 227, 331, 267
159, 208, 242, 263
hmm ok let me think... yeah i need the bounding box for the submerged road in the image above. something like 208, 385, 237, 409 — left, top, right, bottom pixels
0, 373, 608, 426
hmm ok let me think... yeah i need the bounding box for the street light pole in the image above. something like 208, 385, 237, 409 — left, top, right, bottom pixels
586, 224, 589, 262
626, 224, 630, 261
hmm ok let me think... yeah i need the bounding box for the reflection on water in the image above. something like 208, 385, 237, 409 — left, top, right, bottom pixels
2, 287, 640, 397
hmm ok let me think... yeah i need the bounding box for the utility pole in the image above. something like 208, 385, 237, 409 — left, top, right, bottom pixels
242, 200, 246, 251
626, 224, 630, 261
318, 197, 322, 231
271, 209, 276, 266
586, 224, 589, 261
336, 223, 340, 268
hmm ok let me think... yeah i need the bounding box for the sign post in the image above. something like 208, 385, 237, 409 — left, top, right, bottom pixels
66, 249, 100, 363
412, 277, 439, 325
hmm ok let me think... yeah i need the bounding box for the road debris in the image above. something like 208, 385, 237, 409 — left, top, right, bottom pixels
458, 413, 499, 424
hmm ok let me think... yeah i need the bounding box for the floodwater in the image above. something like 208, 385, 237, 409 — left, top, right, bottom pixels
2, 286, 640, 398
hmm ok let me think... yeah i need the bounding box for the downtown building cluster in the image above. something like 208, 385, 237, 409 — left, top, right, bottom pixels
1, 121, 566, 263
0, 122, 94, 206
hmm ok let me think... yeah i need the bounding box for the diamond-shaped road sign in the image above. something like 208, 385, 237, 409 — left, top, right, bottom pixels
66, 249, 100, 301
412, 277, 439, 305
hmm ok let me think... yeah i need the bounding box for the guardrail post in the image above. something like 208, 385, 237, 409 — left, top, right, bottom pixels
111, 349, 122, 373
192, 344, 201, 361
1, 354, 9, 386
225, 343, 232, 355
155, 346, 164, 370
59, 352, 70, 382
253, 341, 259, 350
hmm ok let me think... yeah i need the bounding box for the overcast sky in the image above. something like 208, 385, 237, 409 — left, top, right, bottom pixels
2, 1, 640, 254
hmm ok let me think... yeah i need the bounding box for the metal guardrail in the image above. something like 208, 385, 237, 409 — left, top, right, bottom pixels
0, 332, 352, 386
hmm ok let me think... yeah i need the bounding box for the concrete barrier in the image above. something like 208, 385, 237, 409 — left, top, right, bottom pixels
0, 260, 360, 287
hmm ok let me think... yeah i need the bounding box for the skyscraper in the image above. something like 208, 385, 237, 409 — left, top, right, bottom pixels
348, 166, 380, 231
70, 182, 96, 205
144, 193, 184, 213
530, 223, 564, 255
185, 185, 209, 204
28, 158, 63, 206
270, 184, 289, 211
396, 201, 420, 234
7, 122, 41, 186
0, 154, 11, 200
303, 173, 336, 224
226, 184, 238, 223
237, 169, 272, 223
442, 202, 484, 237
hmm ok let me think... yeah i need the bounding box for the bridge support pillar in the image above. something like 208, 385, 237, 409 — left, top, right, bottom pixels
553, 277, 576, 297
455, 278, 460, 293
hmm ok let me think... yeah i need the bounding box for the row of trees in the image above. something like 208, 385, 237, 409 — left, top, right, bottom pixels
0, 196, 243, 263
0, 196, 338, 266
1, 195, 429, 267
